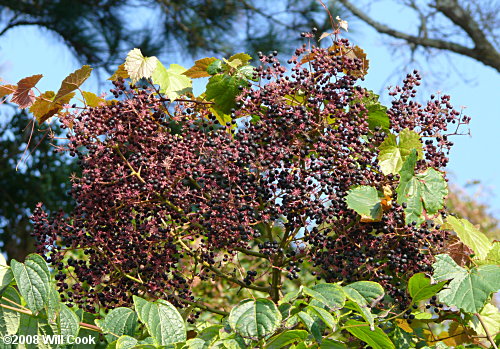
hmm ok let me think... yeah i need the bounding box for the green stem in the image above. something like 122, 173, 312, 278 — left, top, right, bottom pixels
173, 295, 228, 316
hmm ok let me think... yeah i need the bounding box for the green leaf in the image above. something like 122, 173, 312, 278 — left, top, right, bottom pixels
396, 151, 447, 224
433, 254, 500, 313
184, 57, 218, 78
378, 129, 422, 175
442, 216, 491, 260
345, 186, 382, 222
10, 254, 50, 314
228, 298, 281, 339
152, 62, 193, 101
306, 305, 337, 330
60, 303, 80, 338
54, 65, 92, 103
265, 330, 308, 349
0, 287, 21, 335
124, 48, 159, 84
237, 65, 258, 81
96, 307, 138, 343
115, 335, 138, 349
46, 285, 61, 324
343, 281, 384, 330
408, 273, 446, 303
184, 325, 222, 349
229, 53, 252, 65
309, 283, 346, 310
207, 60, 223, 75
391, 327, 413, 349
320, 339, 348, 348
470, 303, 500, 337
352, 90, 389, 131
480, 241, 500, 265
205, 74, 246, 115
297, 311, 323, 342
133, 296, 186, 345
0, 264, 13, 294
344, 320, 395, 349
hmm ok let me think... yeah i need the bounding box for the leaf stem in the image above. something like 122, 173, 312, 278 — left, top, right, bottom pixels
475, 312, 498, 349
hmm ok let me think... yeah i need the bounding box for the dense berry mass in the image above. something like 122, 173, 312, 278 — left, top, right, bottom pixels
32, 38, 467, 312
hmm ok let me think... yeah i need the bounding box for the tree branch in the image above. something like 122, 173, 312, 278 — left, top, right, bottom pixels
337, 0, 500, 72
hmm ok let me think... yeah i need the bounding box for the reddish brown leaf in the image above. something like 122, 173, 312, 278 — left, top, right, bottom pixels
11, 74, 43, 108
183, 57, 217, 78
54, 65, 92, 103
0, 84, 17, 98
444, 235, 474, 266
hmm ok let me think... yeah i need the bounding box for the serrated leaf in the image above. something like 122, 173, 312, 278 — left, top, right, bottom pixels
108, 63, 129, 81
82, 91, 107, 107
442, 216, 491, 260
306, 305, 337, 330
237, 65, 258, 81
205, 74, 246, 115
433, 254, 500, 313
320, 339, 348, 348
470, 303, 500, 337
343, 282, 384, 329
345, 320, 395, 349
31, 91, 75, 124
96, 307, 138, 343
54, 66, 92, 103
0, 287, 21, 335
265, 330, 308, 349
115, 335, 138, 349
183, 57, 217, 78
378, 129, 422, 175
228, 298, 281, 339
46, 286, 61, 324
0, 84, 17, 98
396, 151, 448, 224
133, 296, 186, 345
184, 325, 222, 349
152, 62, 193, 101
408, 273, 446, 302
297, 311, 323, 342
309, 283, 346, 310
10, 254, 50, 314
229, 53, 252, 66
207, 60, 224, 75
124, 48, 159, 84
353, 90, 390, 131
345, 186, 382, 222
481, 241, 500, 265
60, 303, 80, 337
11, 74, 43, 108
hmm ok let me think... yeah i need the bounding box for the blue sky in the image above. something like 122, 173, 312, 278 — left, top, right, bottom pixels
1, 1, 499, 216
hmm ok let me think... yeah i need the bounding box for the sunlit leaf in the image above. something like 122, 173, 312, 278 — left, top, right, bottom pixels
442, 216, 491, 260
152, 62, 193, 101
183, 57, 217, 78
54, 65, 92, 103
108, 63, 129, 81
82, 91, 107, 107
11, 74, 43, 108
0, 84, 17, 98
124, 48, 159, 84
345, 186, 383, 222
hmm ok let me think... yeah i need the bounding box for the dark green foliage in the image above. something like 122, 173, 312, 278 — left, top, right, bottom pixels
0, 107, 76, 261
